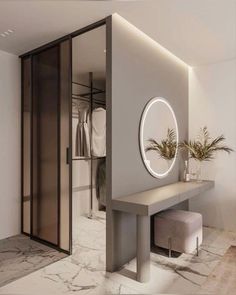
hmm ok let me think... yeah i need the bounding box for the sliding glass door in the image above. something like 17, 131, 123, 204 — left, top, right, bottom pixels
22, 39, 72, 253
32, 45, 60, 245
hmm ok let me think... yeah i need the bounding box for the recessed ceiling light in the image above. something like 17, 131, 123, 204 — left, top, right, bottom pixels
0, 29, 14, 38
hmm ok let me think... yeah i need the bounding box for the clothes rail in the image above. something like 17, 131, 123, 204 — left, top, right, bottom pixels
72, 156, 105, 161
73, 90, 105, 98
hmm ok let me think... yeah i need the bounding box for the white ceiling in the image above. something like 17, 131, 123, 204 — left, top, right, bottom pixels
0, 0, 235, 66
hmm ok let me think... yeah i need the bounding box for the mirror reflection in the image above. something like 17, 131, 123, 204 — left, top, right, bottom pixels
140, 97, 178, 178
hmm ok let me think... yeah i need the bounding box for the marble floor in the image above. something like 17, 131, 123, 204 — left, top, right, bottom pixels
199, 246, 236, 294
0, 211, 236, 294
0, 234, 66, 288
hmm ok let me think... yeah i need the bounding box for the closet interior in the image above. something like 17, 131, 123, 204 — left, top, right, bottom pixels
72, 25, 106, 238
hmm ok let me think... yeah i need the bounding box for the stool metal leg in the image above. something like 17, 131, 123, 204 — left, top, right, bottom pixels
168, 237, 172, 258
196, 237, 199, 256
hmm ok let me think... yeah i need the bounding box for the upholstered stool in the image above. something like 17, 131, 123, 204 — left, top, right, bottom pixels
154, 209, 202, 257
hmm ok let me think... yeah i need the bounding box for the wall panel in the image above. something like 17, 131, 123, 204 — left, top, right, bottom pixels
107, 14, 189, 271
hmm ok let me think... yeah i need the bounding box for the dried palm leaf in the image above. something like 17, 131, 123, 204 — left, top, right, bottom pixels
145, 128, 177, 160
180, 127, 233, 161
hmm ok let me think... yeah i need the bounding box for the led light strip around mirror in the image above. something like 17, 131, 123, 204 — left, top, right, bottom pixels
139, 97, 179, 179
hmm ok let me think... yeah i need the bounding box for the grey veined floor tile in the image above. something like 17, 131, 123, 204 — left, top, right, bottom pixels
0, 212, 236, 295
0, 234, 67, 288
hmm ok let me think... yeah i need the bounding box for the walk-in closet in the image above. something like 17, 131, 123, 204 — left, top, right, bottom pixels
21, 20, 107, 254
72, 25, 106, 239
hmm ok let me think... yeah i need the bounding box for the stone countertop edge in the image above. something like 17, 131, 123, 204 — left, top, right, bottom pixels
111, 180, 215, 216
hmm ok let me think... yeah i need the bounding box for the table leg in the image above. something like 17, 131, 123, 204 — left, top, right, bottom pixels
136, 215, 150, 282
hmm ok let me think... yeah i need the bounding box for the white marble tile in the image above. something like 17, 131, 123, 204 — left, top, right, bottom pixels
0, 235, 66, 288
1, 212, 236, 295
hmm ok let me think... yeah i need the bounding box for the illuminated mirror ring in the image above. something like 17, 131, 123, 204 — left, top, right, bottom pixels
139, 97, 179, 178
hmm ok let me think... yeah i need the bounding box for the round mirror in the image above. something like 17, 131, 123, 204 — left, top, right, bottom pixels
139, 97, 179, 178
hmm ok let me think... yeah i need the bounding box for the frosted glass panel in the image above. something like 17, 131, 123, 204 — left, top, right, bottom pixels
60, 40, 71, 251
32, 46, 59, 245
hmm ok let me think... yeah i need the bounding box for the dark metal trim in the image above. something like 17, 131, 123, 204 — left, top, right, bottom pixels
68, 36, 73, 254
19, 18, 106, 58
70, 18, 106, 38
30, 55, 34, 239
20, 58, 24, 234
57, 44, 61, 248
89, 72, 93, 218
66, 147, 70, 165
72, 156, 105, 161
31, 236, 70, 255
20, 36, 69, 59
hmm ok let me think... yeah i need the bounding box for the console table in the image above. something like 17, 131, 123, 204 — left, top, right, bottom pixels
112, 180, 214, 282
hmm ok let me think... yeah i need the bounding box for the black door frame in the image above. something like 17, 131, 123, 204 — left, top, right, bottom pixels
31, 44, 65, 253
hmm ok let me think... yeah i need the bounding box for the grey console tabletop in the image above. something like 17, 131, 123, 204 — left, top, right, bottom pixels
111, 180, 214, 283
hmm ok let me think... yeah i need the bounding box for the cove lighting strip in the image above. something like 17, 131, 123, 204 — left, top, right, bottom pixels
113, 13, 190, 68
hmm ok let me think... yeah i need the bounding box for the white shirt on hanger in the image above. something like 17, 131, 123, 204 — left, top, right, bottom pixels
92, 107, 106, 157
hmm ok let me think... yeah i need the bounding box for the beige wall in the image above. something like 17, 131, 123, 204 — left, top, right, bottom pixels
107, 14, 189, 271
0, 50, 21, 240
189, 59, 236, 231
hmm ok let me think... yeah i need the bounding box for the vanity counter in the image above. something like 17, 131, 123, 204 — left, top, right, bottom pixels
112, 180, 214, 216
111, 180, 214, 283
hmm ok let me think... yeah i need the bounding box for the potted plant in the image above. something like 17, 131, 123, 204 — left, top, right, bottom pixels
180, 127, 233, 182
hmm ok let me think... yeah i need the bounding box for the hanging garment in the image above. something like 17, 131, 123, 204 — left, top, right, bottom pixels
96, 159, 106, 207
75, 106, 90, 157
92, 107, 106, 157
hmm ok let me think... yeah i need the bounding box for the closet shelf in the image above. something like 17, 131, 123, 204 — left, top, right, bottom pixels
72, 90, 105, 98
72, 156, 106, 161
